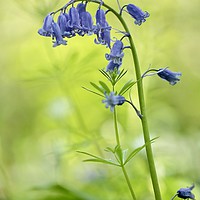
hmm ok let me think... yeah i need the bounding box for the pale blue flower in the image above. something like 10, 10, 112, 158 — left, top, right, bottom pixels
102, 92, 125, 112
157, 68, 182, 85
127, 4, 150, 26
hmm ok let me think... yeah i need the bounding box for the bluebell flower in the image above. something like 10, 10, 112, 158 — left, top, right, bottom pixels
57, 12, 76, 38
95, 9, 107, 28
38, 14, 53, 37
75, 3, 95, 36
127, 4, 150, 26
94, 9, 111, 48
105, 40, 124, 64
57, 12, 68, 36
68, 6, 81, 32
79, 11, 95, 36
106, 61, 121, 72
102, 92, 125, 112
177, 185, 195, 199
51, 22, 67, 47
76, 3, 86, 14
157, 68, 182, 85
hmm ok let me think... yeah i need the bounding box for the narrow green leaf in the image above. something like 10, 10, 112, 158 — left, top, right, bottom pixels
124, 145, 146, 165
90, 82, 105, 94
114, 146, 128, 165
99, 81, 111, 93
115, 146, 123, 164
77, 151, 102, 160
124, 137, 159, 165
82, 86, 104, 97
122, 149, 128, 164
83, 159, 120, 167
99, 69, 111, 81
77, 151, 120, 166
116, 69, 128, 82
104, 147, 115, 153
118, 80, 136, 95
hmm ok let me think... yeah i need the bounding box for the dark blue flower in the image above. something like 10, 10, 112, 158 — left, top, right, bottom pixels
94, 25, 111, 48
80, 11, 95, 35
58, 12, 76, 38
157, 68, 182, 85
76, 3, 86, 14
75, 3, 95, 36
177, 185, 195, 199
106, 61, 121, 72
68, 6, 81, 31
95, 9, 108, 28
57, 12, 68, 36
127, 4, 150, 26
105, 40, 124, 64
102, 92, 125, 112
38, 14, 53, 37
51, 22, 67, 47
94, 9, 111, 48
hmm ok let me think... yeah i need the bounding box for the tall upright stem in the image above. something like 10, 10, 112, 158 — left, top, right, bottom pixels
128, 34, 162, 200
101, 3, 162, 200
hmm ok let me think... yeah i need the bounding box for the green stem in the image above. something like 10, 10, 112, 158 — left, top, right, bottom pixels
113, 108, 137, 200
121, 165, 136, 200
100, 3, 162, 200
113, 108, 120, 146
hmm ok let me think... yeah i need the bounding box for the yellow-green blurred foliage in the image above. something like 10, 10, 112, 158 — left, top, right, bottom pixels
0, 0, 200, 199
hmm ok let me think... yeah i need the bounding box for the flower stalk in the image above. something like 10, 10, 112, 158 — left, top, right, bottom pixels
100, 2, 162, 199
113, 108, 137, 200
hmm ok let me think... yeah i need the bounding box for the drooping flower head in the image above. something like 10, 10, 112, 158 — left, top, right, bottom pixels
79, 11, 95, 35
157, 68, 182, 85
38, 14, 53, 37
95, 9, 107, 28
52, 21, 67, 47
57, 12, 68, 36
94, 9, 111, 48
127, 4, 150, 26
76, 2, 86, 14
176, 185, 195, 200
105, 40, 124, 64
75, 3, 95, 36
68, 6, 81, 31
102, 92, 125, 112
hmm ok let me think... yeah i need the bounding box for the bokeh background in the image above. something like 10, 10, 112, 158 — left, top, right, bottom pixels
0, 0, 200, 199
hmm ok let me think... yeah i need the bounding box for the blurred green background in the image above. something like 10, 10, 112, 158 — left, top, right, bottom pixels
0, 0, 200, 199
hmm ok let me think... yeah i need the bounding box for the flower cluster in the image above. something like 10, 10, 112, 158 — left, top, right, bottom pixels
38, 3, 111, 47
38, 2, 150, 49
38, 1, 182, 113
